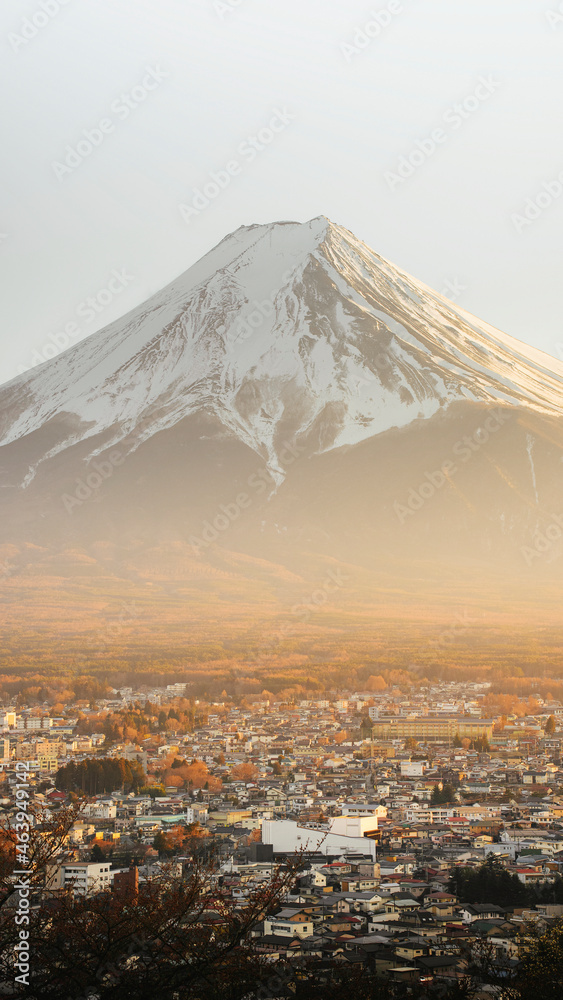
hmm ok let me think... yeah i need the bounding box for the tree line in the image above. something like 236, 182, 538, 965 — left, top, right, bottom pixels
449, 855, 563, 908
55, 757, 145, 795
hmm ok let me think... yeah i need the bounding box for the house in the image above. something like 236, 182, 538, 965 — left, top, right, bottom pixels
263, 909, 314, 938
460, 903, 506, 924
83, 800, 117, 820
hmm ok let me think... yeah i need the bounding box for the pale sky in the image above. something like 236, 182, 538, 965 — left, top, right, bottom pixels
2, 0, 563, 384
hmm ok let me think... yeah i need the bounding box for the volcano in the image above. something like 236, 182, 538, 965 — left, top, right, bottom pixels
1, 217, 563, 585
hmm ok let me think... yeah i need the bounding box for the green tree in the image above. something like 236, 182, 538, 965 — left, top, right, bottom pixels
90, 844, 105, 862
152, 831, 174, 857
360, 717, 373, 740
545, 715, 556, 735
431, 782, 456, 804
498, 918, 563, 999
472, 736, 490, 752
449, 856, 529, 908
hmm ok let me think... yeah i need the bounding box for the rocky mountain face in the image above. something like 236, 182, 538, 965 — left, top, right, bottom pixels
1, 217, 563, 584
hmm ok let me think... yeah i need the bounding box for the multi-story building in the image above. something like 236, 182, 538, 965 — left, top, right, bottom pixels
368, 716, 495, 743
16, 716, 53, 731
262, 815, 378, 859
37, 754, 59, 772
46, 861, 114, 895
83, 801, 118, 820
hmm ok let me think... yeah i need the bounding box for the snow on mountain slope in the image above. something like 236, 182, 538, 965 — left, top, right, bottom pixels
2, 216, 563, 489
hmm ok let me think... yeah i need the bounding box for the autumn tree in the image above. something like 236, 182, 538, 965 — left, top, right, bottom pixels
0, 803, 82, 910
160, 758, 221, 792
230, 762, 258, 782
0, 847, 300, 999
366, 675, 387, 691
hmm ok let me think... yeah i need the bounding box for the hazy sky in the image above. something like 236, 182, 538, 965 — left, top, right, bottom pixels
2, 0, 563, 384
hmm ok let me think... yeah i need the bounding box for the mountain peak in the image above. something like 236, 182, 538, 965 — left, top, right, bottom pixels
1, 219, 562, 497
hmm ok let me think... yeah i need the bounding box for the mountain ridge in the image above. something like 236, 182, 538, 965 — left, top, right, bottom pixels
2, 217, 563, 486
1, 217, 563, 584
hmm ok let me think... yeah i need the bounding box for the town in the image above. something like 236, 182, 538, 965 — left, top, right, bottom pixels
1, 677, 562, 994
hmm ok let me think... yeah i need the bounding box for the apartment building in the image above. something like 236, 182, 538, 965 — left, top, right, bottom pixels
368, 717, 495, 743
46, 861, 114, 895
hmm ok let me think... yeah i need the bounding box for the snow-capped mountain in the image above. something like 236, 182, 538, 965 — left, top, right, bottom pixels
1, 217, 563, 577
2, 216, 562, 489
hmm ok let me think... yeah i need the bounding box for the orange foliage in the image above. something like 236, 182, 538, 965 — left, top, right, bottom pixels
231, 762, 258, 782
161, 759, 222, 791
366, 675, 387, 691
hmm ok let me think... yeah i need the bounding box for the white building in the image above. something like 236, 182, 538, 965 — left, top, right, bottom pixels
400, 761, 426, 777
46, 862, 114, 895
83, 801, 117, 820
404, 804, 455, 824
342, 803, 387, 819
262, 815, 377, 859
263, 915, 314, 938
186, 804, 209, 825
